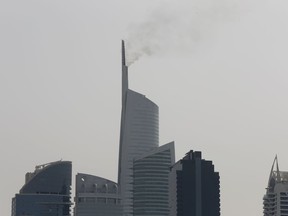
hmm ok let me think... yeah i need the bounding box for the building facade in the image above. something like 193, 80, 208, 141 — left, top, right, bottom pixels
11, 160, 72, 216
118, 41, 159, 216
169, 151, 220, 216
263, 156, 288, 216
133, 142, 175, 216
74, 173, 121, 216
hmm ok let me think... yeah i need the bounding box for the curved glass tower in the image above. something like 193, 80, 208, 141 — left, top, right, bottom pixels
11, 160, 72, 216
118, 41, 159, 216
133, 142, 175, 216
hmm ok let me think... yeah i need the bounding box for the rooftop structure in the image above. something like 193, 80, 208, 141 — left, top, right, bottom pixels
263, 156, 288, 216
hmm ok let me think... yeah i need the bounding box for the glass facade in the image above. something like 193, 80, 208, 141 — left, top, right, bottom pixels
169, 151, 220, 216
11, 161, 72, 216
118, 41, 159, 216
133, 143, 175, 216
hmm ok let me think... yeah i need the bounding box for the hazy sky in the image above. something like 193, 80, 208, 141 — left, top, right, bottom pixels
1, 0, 288, 215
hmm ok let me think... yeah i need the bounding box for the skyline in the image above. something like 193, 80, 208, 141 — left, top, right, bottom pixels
1, 1, 288, 216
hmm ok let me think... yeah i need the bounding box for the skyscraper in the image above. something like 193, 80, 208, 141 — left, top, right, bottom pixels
74, 173, 121, 216
118, 41, 159, 216
73, 41, 171, 216
11, 160, 72, 216
169, 151, 220, 216
263, 156, 288, 216
133, 142, 175, 216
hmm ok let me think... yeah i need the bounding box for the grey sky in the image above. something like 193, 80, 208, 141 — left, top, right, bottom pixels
1, 0, 288, 215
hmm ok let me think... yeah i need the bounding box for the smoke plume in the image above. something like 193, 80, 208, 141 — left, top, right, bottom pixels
125, 0, 241, 66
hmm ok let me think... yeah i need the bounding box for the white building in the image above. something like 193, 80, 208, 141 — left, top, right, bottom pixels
118, 41, 159, 216
263, 156, 288, 216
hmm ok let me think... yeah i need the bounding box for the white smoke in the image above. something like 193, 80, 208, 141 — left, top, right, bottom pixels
125, 0, 242, 66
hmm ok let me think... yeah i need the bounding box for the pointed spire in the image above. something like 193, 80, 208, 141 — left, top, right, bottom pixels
118, 40, 129, 185
122, 40, 126, 66
275, 155, 281, 181
267, 155, 281, 189
121, 40, 128, 105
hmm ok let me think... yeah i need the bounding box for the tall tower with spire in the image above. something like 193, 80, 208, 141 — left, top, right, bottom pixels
118, 41, 159, 216
263, 156, 288, 216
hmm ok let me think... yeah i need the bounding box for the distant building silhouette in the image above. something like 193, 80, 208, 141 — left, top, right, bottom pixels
74, 173, 121, 216
11, 160, 72, 216
169, 151, 220, 216
118, 41, 159, 216
263, 156, 288, 216
133, 142, 175, 216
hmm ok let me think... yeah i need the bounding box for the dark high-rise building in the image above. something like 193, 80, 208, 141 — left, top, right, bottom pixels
11, 160, 72, 216
169, 151, 220, 216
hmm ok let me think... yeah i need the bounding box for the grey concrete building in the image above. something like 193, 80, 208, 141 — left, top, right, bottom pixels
74, 173, 121, 216
11, 160, 72, 216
